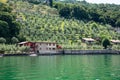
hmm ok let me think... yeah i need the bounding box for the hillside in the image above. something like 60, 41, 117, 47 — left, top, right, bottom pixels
0, 0, 119, 47
8, 0, 120, 27
0, 2, 20, 43
9, 0, 120, 27
7, 0, 119, 45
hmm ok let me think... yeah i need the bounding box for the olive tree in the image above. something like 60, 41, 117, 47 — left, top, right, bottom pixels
0, 37, 6, 44
11, 37, 19, 44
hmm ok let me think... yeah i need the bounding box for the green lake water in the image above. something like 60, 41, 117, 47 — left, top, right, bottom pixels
0, 55, 120, 80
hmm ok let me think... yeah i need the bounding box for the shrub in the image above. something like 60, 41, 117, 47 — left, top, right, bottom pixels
11, 37, 19, 44
0, 37, 6, 44
102, 38, 110, 49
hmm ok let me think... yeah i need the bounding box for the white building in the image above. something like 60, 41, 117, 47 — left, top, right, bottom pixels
35, 42, 57, 54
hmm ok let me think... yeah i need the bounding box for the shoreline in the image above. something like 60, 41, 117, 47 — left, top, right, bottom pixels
0, 50, 120, 56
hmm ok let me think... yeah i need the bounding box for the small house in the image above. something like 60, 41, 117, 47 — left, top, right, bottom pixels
18, 41, 36, 52
110, 40, 120, 45
82, 38, 95, 44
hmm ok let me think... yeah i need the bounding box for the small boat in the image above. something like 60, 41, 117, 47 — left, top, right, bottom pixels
29, 54, 37, 56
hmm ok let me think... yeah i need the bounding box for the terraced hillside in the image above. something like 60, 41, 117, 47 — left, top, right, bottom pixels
8, 0, 119, 46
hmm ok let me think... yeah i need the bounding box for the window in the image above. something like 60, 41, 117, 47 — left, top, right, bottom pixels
53, 48, 55, 50
53, 43, 55, 46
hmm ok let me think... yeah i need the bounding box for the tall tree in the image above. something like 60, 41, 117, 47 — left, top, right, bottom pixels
0, 20, 9, 38
102, 38, 110, 49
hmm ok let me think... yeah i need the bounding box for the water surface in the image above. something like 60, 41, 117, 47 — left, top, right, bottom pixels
0, 55, 120, 80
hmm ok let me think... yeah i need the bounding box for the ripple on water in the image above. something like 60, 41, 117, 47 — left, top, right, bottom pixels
95, 79, 100, 80
55, 77, 61, 80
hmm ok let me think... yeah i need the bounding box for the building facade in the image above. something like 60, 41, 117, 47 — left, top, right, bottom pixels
35, 42, 57, 54
18, 41, 58, 54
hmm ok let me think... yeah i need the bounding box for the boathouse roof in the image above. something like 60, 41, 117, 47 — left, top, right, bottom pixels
18, 41, 56, 44
18, 41, 29, 44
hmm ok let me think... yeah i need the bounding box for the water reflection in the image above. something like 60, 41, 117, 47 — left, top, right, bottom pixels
0, 55, 120, 80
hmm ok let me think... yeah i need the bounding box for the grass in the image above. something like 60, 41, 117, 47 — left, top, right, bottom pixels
0, 44, 30, 54
61, 43, 103, 50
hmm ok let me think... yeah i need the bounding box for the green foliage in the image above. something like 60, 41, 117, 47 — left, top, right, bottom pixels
0, 12, 20, 38
0, 44, 30, 54
112, 45, 120, 50
102, 38, 110, 49
0, 2, 12, 12
10, 21, 20, 37
10, 1, 120, 27
8, 0, 118, 46
0, 20, 9, 38
0, 2, 21, 43
58, 5, 89, 20
11, 37, 19, 44
0, 12, 13, 23
59, 7, 71, 18
72, 6, 88, 20
0, 37, 6, 44
23, 0, 44, 4
54, 2, 120, 27
13, 0, 53, 7
18, 35, 26, 42
116, 19, 120, 27
0, 0, 119, 50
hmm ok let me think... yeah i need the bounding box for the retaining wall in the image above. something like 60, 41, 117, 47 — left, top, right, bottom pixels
1, 50, 120, 56
64, 50, 120, 55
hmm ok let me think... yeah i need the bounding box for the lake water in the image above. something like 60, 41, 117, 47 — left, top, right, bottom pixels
0, 55, 120, 80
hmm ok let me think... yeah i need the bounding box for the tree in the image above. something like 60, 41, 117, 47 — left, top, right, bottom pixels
116, 19, 120, 27
0, 12, 13, 24
0, 3, 21, 43
11, 37, 19, 44
89, 10, 100, 22
0, 20, 9, 38
9, 21, 20, 38
0, 37, 6, 44
102, 38, 110, 49
72, 6, 88, 20
18, 35, 26, 42
59, 7, 71, 18
0, 2, 12, 12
